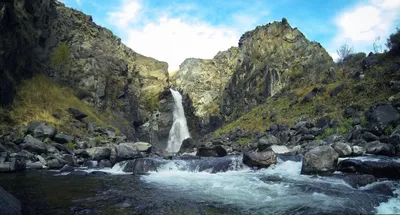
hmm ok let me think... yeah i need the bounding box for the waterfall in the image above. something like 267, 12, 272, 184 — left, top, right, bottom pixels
166, 89, 190, 153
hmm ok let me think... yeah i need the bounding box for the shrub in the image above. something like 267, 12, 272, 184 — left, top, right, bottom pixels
66, 141, 76, 150
51, 42, 71, 76
386, 28, 400, 54
337, 44, 354, 62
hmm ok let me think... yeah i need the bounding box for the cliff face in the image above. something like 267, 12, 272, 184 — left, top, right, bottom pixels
221, 20, 335, 121
172, 47, 238, 124
0, 0, 55, 106
48, 2, 170, 127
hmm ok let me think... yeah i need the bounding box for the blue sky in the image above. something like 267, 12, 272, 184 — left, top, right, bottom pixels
61, 0, 400, 71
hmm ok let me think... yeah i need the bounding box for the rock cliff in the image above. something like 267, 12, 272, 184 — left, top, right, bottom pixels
221, 19, 335, 121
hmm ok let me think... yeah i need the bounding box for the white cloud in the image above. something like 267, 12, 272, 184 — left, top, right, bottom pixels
108, 0, 270, 72
331, 0, 400, 53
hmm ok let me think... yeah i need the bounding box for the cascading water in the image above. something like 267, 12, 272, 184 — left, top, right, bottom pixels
166, 89, 190, 153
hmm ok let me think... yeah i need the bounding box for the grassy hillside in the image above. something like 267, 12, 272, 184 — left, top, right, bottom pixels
215, 53, 400, 136
0, 74, 124, 135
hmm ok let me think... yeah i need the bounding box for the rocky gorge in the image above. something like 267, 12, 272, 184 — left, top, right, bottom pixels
1, 0, 400, 214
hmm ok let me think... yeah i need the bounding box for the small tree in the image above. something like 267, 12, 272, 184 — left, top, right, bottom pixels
336, 44, 354, 62
51, 42, 71, 78
373, 36, 382, 53
386, 27, 400, 55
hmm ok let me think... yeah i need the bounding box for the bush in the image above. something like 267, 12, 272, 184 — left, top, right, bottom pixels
66, 141, 76, 150
51, 42, 71, 76
386, 28, 400, 55
337, 44, 354, 62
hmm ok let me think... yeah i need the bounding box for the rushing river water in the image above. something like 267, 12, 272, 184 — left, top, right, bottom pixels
0, 156, 399, 215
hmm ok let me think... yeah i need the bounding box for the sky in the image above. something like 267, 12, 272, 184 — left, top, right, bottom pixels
61, 0, 400, 72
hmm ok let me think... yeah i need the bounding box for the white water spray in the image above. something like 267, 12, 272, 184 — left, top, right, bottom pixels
166, 89, 190, 153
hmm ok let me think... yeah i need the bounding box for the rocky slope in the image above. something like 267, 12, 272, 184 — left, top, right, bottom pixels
221, 19, 335, 121
172, 47, 239, 122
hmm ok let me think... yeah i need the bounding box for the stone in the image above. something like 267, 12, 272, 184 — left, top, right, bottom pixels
53, 143, 74, 154
99, 159, 112, 168
28, 122, 57, 140
46, 157, 66, 169
61, 154, 76, 166
334, 174, 376, 188
196, 145, 227, 157
86, 147, 111, 161
329, 83, 346, 97
338, 159, 400, 179
301, 145, 339, 175
351, 146, 366, 156
178, 138, 195, 154
20, 135, 47, 154
12, 150, 36, 161
132, 142, 152, 152
257, 134, 279, 151
74, 149, 90, 158
0, 186, 21, 215
26, 161, 44, 169
332, 142, 352, 157
67, 108, 88, 120
362, 132, 379, 142
54, 132, 75, 144
365, 103, 400, 133
110, 144, 141, 163
268, 145, 290, 154
243, 151, 277, 169
59, 164, 74, 173
83, 160, 98, 169
366, 141, 395, 156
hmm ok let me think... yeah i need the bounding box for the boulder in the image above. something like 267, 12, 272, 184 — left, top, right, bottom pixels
257, 134, 279, 151
366, 141, 395, 156
74, 149, 90, 158
132, 142, 152, 152
28, 122, 57, 140
54, 133, 75, 144
61, 154, 76, 166
53, 143, 74, 154
338, 159, 400, 179
243, 151, 277, 169
365, 103, 400, 133
0, 186, 21, 215
332, 142, 352, 157
26, 161, 43, 169
0, 158, 26, 172
99, 159, 112, 168
196, 145, 227, 157
178, 138, 195, 154
362, 132, 379, 142
86, 147, 111, 161
10, 150, 36, 161
301, 145, 339, 175
110, 144, 141, 163
59, 164, 74, 173
46, 157, 67, 169
20, 135, 47, 154
268, 145, 289, 154
329, 83, 346, 97
351, 146, 366, 156
83, 160, 98, 169
334, 174, 376, 188
67, 108, 88, 120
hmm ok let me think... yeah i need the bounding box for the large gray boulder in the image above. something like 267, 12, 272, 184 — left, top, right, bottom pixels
365, 103, 400, 133
366, 141, 395, 156
301, 145, 339, 175
20, 135, 47, 154
132, 142, 152, 152
86, 147, 111, 161
268, 145, 290, 154
332, 142, 352, 157
110, 144, 142, 163
0, 158, 26, 172
54, 132, 75, 144
28, 122, 57, 140
257, 134, 280, 151
0, 186, 21, 215
178, 138, 195, 154
351, 146, 366, 156
243, 151, 277, 169
196, 145, 227, 157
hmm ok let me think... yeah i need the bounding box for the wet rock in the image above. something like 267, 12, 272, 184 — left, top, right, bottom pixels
243, 151, 277, 169
0, 186, 21, 215
67, 108, 88, 121
351, 146, 366, 156
61, 154, 76, 166
0, 158, 26, 172
59, 164, 74, 173
87, 147, 111, 161
110, 144, 142, 163
366, 141, 395, 156
334, 174, 376, 188
54, 132, 75, 144
132, 142, 152, 153
123, 159, 161, 173
20, 135, 47, 154
257, 134, 279, 151
268, 145, 289, 154
70, 170, 88, 176
28, 122, 57, 140
99, 159, 112, 168
332, 142, 352, 157
338, 159, 400, 179
196, 145, 227, 157
277, 154, 303, 162
178, 138, 195, 154
89, 171, 109, 176
83, 160, 98, 168
26, 161, 43, 169
46, 157, 66, 169
301, 145, 339, 175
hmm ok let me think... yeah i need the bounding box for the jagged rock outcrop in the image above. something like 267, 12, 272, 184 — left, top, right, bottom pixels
221, 19, 335, 121
47, 1, 169, 129
172, 47, 239, 125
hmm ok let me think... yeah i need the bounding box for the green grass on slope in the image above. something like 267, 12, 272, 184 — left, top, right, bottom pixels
1, 74, 120, 135
215, 54, 400, 136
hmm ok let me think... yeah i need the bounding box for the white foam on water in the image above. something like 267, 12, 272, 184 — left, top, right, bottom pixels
375, 188, 400, 214
81, 162, 132, 175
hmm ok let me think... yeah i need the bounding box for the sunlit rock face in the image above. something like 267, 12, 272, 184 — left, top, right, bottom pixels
221, 19, 335, 121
